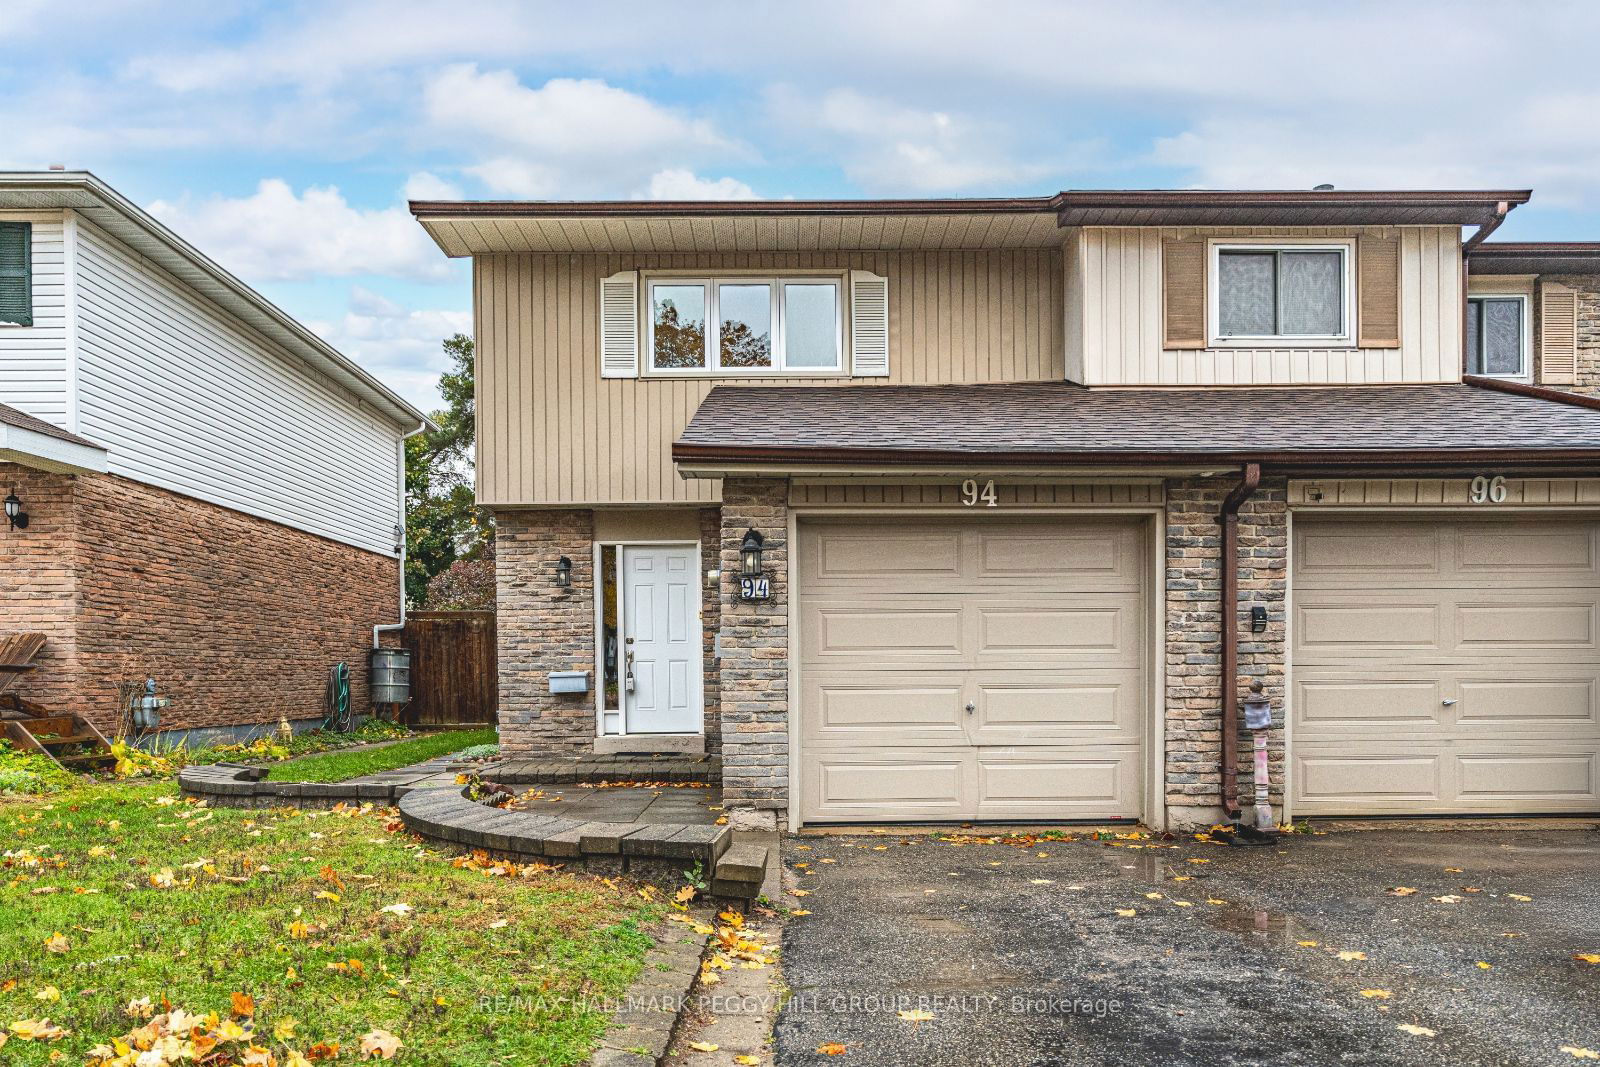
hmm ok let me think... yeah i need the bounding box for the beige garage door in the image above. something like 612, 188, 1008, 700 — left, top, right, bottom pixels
797, 515, 1148, 822
1293, 516, 1600, 816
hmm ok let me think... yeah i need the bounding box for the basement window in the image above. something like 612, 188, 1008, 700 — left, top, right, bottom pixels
1211, 243, 1351, 345
1466, 295, 1530, 380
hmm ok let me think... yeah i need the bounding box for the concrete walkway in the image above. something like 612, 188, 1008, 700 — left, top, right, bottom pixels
773, 828, 1600, 1066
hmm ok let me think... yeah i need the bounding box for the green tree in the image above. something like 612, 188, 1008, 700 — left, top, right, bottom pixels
405, 333, 491, 605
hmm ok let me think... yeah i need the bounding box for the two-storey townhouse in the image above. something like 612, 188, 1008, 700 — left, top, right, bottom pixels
1, 171, 427, 740
414, 189, 1600, 831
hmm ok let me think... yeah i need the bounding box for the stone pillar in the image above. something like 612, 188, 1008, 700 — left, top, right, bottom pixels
1164, 475, 1287, 829
698, 506, 723, 757
717, 478, 789, 829
494, 508, 596, 757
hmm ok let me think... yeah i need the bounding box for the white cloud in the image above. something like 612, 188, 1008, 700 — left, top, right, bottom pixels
147, 179, 450, 283
310, 286, 472, 413
642, 169, 758, 200
422, 66, 747, 197
402, 171, 463, 201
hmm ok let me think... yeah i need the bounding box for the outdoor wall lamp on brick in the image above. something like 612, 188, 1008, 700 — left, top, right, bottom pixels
554, 555, 572, 588
3, 488, 26, 531
739, 529, 765, 578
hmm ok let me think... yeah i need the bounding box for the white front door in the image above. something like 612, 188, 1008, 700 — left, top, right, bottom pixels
622, 544, 703, 734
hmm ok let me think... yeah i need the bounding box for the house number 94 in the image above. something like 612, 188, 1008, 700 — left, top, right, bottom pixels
961, 479, 998, 507
1469, 475, 1507, 504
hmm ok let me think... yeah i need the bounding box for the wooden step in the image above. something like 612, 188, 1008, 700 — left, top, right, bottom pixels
35, 732, 101, 747
19, 716, 74, 737
56, 751, 114, 766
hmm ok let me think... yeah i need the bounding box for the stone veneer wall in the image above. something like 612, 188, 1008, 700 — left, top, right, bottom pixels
0, 463, 80, 714
716, 478, 790, 827
1, 467, 400, 733
494, 508, 596, 757
1163, 475, 1288, 829
698, 506, 723, 758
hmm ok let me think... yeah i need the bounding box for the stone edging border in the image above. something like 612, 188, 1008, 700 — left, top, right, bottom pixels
589, 913, 715, 1066
176, 761, 461, 808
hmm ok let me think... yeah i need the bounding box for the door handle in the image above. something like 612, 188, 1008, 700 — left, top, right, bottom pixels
1441, 698, 1458, 707
964, 702, 975, 715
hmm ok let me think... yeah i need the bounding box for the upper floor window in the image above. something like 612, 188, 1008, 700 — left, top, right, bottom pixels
1466, 295, 1529, 380
648, 276, 841, 373
1211, 243, 1351, 345
0, 222, 32, 327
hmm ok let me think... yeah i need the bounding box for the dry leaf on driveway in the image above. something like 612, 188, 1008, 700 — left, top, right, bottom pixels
1562, 1046, 1600, 1060
898, 1009, 935, 1022
1115, 908, 1137, 917
816, 1043, 848, 1056
687, 1040, 720, 1051
1386, 887, 1418, 896
1573, 954, 1600, 965
1359, 989, 1392, 999
1336, 950, 1367, 961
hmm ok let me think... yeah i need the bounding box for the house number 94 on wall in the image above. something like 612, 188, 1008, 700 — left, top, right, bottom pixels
1469, 475, 1507, 504
961, 479, 999, 507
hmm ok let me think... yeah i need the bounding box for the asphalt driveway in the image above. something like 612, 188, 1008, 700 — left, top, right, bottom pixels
773, 827, 1600, 1066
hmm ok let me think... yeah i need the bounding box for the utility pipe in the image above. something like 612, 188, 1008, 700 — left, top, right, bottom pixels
374, 422, 431, 649
1217, 461, 1261, 820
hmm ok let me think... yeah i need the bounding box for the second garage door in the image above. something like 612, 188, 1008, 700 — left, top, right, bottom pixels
797, 515, 1148, 823
1292, 515, 1600, 816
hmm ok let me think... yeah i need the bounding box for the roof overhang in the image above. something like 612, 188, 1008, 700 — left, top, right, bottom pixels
0, 171, 430, 432
0, 420, 108, 475
1469, 242, 1600, 275
1053, 189, 1531, 228
410, 197, 1062, 255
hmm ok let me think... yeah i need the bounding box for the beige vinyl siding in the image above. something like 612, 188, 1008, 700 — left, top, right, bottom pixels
1288, 478, 1600, 508
0, 212, 69, 427
788, 481, 1161, 508
1072, 226, 1462, 386
477, 249, 1065, 507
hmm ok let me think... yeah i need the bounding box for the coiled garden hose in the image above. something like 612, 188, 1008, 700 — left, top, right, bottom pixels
324, 662, 352, 732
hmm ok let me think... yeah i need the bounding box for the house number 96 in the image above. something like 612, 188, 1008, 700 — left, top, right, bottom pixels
1469, 475, 1507, 504
961, 479, 998, 507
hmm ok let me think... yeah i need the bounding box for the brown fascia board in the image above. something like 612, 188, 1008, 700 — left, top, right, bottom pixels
671, 442, 1600, 470
1056, 188, 1532, 226
1468, 242, 1600, 274
408, 196, 1059, 219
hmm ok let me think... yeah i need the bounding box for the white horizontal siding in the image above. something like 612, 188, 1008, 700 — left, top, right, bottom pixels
72, 218, 402, 556
1072, 226, 1462, 386
0, 213, 69, 426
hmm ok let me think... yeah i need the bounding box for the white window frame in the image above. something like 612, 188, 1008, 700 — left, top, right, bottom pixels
1465, 293, 1532, 382
1208, 240, 1355, 348
645, 273, 844, 375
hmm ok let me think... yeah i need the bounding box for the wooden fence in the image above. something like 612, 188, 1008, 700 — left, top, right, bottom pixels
398, 611, 497, 726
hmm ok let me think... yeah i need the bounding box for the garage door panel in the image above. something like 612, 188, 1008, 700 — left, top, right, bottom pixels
799, 515, 1148, 822
1292, 516, 1600, 817
973, 671, 1143, 744
975, 749, 1140, 819
803, 674, 967, 744
808, 751, 969, 821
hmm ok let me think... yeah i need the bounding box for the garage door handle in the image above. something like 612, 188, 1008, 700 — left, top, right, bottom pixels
1442, 699, 1458, 707
965, 702, 975, 715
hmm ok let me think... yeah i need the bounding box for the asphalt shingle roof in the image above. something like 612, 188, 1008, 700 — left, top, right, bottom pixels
0, 402, 102, 450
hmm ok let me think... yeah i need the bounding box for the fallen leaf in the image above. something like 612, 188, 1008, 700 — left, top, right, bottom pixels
1444, 868, 1463, 874
898, 1009, 934, 1022
42, 933, 68, 954
790, 909, 811, 916
1476, 961, 1492, 970
360, 1027, 403, 1060
817, 1044, 848, 1056
1337, 950, 1367, 961
1359, 989, 1392, 1000
1115, 908, 1137, 917
1432, 895, 1463, 904
488, 919, 510, 930
379, 902, 413, 917
1562, 1046, 1600, 1060
1573, 954, 1600, 965
8, 1018, 69, 1040
315, 890, 341, 902
1297, 941, 1320, 948
1507, 893, 1532, 902
232, 991, 256, 1017
1207, 898, 1229, 906
674, 886, 696, 904
688, 1040, 720, 1052
1386, 887, 1418, 896
735, 1057, 761, 1065
1029, 879, 1055, 885
124, 997, 154, 1019
1397, 1023, 1436, 1038
275, 1017, 299, 1041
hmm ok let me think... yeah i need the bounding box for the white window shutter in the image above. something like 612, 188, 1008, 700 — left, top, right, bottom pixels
1540, 281, 1578, 385
850, 269, 889, 377
600, 270, 639, 378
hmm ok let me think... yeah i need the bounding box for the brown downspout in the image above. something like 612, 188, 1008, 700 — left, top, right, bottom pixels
1217, 461, 1261, 820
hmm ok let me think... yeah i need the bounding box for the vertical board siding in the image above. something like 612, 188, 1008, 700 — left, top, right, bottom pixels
477, 249, 1065, 507
1074, 226, 1462, 386
72, 219, 403, 556
0, 214, 69, 424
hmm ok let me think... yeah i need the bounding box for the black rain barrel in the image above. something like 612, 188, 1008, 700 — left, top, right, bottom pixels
369, 647, 411, 705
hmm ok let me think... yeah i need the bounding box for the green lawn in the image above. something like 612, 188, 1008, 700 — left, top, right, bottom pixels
265, 728, 499, 783
0, 778, 665, 1065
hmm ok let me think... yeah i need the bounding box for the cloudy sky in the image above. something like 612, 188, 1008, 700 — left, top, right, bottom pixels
5, 0, 1599, 412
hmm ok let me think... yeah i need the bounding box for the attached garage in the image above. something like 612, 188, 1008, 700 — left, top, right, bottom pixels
1291, 515, 1600, 816
796, 515, 1150, 823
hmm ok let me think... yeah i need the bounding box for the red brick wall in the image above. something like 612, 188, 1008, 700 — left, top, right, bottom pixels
1, 468, 400, 734
0, 462, 80, 712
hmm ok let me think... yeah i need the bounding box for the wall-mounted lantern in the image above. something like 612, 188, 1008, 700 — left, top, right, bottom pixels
4, 488, 27, 531
739, 529, 765, 579
1250, 604, 1268, 633
738, 529, 770, 601
554, 555, 572, 588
